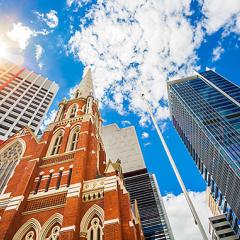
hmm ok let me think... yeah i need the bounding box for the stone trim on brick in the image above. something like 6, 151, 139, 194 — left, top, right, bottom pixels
66, 183, 81, 198
0, 193, 11, 209
104, 218, 120, 225
60, 225, 76, 233
12, 218, 41, 240
28, 186, 68, 199
40, 213, 63, 239
104, 176, 117, 192
80, 204, 104, 236
22, 204, 64, 215
5, 195, 24, 211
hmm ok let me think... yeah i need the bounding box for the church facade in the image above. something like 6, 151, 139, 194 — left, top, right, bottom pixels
0, 70, 144, 240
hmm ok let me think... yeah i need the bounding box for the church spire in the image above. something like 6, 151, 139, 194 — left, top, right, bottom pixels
74, 68, 95, 99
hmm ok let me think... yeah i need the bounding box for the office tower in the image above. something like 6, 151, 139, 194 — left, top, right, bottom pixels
168, 70, 240, 237
0, 69, 144, 240
102, 124, 175, 240
0, 58, 59, 141
102, 124, 146, 172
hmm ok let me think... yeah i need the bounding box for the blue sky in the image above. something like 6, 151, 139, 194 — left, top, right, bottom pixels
0, 0, 240, 238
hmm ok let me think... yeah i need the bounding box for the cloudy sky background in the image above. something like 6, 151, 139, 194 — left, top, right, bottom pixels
0, 0, 240, 239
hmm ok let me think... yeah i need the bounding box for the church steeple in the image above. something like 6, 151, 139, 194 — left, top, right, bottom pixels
0, 64, 145, 240
74, 68, 95, 99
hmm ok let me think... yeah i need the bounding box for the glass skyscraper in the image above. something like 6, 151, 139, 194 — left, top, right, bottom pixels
124, 170, 174, 240
168, 70, 240, 236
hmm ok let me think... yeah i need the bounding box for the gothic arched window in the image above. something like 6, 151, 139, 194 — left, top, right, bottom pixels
68, 126, 80, 151
55, 105, 64, 122
49, 225, 60, 240
25, 231, 34, 240
68, 104, 78, 119
0, 140, 24, 194
86, 96, 93, 114
50, 131, 64, 156
39, 213, 63, 240
87, 218, 103, 240
75, 90, 80, 98
13, 218, 41, 240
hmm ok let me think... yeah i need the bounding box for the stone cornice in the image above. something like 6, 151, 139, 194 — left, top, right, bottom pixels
28, 187, 68, 200
22, 204, 65, 215
55, 115, 83, 127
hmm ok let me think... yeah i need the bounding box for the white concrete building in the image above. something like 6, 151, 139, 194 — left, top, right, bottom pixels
102, 123, 145, 173
0, 58, 58, 140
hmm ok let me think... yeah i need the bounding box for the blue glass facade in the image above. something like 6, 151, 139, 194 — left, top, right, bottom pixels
168, 70, 240, 235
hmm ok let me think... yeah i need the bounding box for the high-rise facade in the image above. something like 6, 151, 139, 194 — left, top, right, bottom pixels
0, 69, 144, 240
102, 124, 146, 173
124, 170, 174, 240
168, 70, 240, 237
0, 58, 59, 141
102, 124, 174, 240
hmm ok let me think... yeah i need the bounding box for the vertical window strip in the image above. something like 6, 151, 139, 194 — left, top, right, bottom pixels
45, 172, 53, 192
97, 228, 101, 240
51, 137, 59, 155
218, 193, 223, 206
56, 170, 62, 190
34, 175, 42, 194
51, 133, 63, 155
70, 105, 77, 118
70, 129, 80, 151
56, 135, 63, 154
67, 168, 72, 187
223, 201, 227, 213
90, 229, 93, 240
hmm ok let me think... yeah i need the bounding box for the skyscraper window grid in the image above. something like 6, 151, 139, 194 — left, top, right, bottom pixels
168, 70, 240, 236
0, 59, 59, 140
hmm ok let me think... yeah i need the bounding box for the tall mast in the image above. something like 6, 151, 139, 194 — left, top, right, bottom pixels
141, 92, 209, 240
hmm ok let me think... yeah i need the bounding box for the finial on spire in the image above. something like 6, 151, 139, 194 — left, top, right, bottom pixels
74, 67, 95, 99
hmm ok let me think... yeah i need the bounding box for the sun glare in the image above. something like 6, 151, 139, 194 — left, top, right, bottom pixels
0, 41, 8, 58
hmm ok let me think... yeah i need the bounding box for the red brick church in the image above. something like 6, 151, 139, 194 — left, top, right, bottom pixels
0, 70, 144, 240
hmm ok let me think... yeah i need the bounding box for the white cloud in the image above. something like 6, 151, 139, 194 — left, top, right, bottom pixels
40, 109, 57, 131
121, 120, 131, 126
6, 22, 51, 55
201, 0, 240, 34
160, 121, 168, 133
35, 44, 44, 70
163, 191, 212, 240
46, 10, 59, 28
67, 0, 91, 9
144, 142, 151, 147
35, 44, 43, 61
212, 45, 224, 61
34, 10, 59, 28
141, 132, 149, 139
68, 82, 79, 99
222, 14, 240, 37
7, 23, 34, 50
68, 0, 203, 125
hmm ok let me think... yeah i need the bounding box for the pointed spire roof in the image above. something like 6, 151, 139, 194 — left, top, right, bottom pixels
74, 68, 95, 99
104, 159, 123, 178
